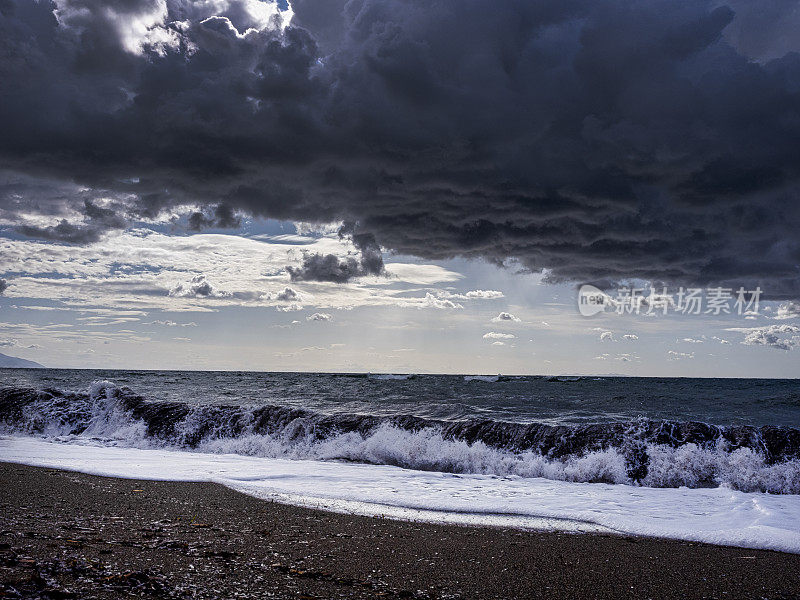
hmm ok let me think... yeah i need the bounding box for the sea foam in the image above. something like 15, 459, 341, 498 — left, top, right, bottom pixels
2, 436, 800, 554
2, 381, 800, 494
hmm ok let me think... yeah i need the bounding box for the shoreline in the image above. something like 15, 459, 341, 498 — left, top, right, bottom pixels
2, 462, 800, 599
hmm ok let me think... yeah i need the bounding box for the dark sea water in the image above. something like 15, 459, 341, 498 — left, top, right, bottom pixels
2, 368, 799, 426
2, 368, 800, 493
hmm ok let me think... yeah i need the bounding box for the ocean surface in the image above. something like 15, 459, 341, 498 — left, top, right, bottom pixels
2, 368, 800, 552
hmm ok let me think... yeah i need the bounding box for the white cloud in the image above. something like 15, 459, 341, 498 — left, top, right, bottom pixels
263, 286, 304, 302
483, 332, 515, 339
169, 274, 230, 298
398, 293, 463, 310
292, 221, 342, 237
53, 0, 294, 60
306, 312, 332, 322
682, 337, 704, 343
465, 289, 504, 299
774, 301, 800, 321
491, 312, 520, 322
55, 0, 180, 56
145, 320, 197, 327
77, 316, 141, 324
277, 303, 303, 312
727, 324, 800, 350
491, 341, 505, 346
383, 263, 463, 285
594, 352, 638, 362
622, 334, 638, 341
599, 331, 614, 341
436, 289, 504, 301
668, 350, 695, 360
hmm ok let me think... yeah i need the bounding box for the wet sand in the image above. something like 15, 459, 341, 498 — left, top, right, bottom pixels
1, 461, 799, 599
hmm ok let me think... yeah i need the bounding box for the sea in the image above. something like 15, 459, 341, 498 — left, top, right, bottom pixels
2, 369, 800, 552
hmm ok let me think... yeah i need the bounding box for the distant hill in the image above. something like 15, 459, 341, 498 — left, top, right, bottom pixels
0, 352, 44, 368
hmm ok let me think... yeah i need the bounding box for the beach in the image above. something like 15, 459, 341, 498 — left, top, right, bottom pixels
2, 462, 799, 600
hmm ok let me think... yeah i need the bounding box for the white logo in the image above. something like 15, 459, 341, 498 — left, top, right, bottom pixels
577, 284, 612, 316
577, 284, 762, 317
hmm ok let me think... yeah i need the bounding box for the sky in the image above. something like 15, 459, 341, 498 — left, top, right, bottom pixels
0, 0, 799, 376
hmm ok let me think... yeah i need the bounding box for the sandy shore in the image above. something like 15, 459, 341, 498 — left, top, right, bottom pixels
1, 462, 799, 599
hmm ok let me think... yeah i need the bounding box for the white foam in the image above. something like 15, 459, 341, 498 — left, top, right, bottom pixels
6, 385, 800, 493
464, 375, 499, 382
2, 436, 799, 553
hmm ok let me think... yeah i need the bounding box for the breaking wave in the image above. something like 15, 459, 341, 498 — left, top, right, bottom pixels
2, 382, 800, 494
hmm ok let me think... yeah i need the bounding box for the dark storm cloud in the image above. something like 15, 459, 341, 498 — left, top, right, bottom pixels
1, 0, 800, 296
17, 200, 128, 244
287, 223, 385, 282
187, 204, 242, 231
287, 254, 364, 284
722, 0, 800, 62
0, 279, 8, 295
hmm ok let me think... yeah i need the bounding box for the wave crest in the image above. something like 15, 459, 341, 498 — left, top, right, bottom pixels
1, 382, 800, 493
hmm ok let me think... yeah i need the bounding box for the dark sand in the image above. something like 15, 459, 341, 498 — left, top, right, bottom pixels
1, 462, 799, 599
